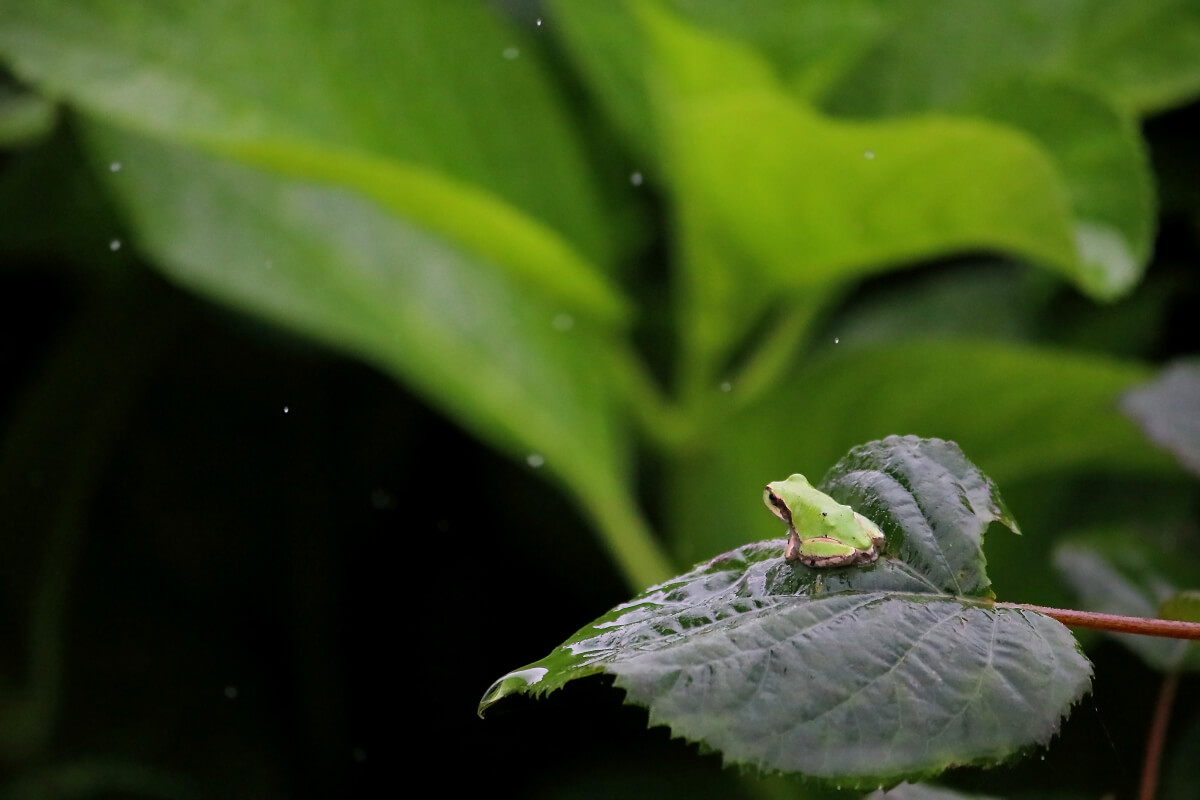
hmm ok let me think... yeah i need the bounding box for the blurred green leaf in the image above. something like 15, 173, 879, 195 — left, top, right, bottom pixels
661, 0, 887, 103
0, 86, 55, 147
1055, 535, 1200, 672
824, 0, 1200, 117
481, 437, 1089, 787
81, 123, 621, 467
1163, 710, 1200, 800
0, 757, 198, 800
829, 262, 1044, 346
1160, 591, 1200, 624
1121, 361, 1200, 478
0, 286, 178, 760
553, 2, 1147, 386
668, 339, 1174, 563
78, 122, 672, 587
547, 1, 657, 161
1040, 0, 1200, 113
640, 6, 1145, 308
0, 0, 680, 587
962, 78, 1153, 300
0, 129, 129, 267
0, 0, 626, 322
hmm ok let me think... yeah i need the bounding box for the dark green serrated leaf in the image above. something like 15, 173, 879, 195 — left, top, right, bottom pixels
1120, 361, 1200, 478
482, 437, 1091, 787
820, 436, 1020, 598
1055, 535, 1200, 672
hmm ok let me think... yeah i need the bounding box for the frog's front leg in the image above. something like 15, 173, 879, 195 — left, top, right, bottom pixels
784, 528, 804, 563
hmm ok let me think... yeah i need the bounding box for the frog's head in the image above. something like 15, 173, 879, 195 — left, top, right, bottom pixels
763, 481, 794, 525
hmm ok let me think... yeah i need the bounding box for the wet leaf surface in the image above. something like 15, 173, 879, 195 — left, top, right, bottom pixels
482, 437, 1092, 786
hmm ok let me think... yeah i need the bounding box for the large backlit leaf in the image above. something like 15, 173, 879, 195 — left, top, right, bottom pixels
481, 437, 1091, 787
0, 0, 679, 585
960, 78, 1153, 300
0, 0, 626, 321
647, 6, 1162, 301
548, 2, 1145, 379
640, 6, 1144, 305
76, 122, 672, 591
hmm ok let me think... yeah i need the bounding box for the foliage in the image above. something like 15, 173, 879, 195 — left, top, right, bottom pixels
482, 437, 1092, 787
1, 0, 1199, 796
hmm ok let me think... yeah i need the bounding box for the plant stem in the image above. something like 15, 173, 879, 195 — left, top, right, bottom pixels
604, 341, 694, 450
0, 286, 178, 757
577, 481, 676, 591
1005, 603, 1200, 639
1005, 603, 1196, 799
1140, 671, 1179, 800
728, 284, 844, 413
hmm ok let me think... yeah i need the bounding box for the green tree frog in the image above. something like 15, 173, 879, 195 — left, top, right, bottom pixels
763, 474, 886, 568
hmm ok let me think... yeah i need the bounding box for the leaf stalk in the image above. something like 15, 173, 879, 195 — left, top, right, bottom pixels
1006, 603, 1200, 640
1139, 670, 1179, 800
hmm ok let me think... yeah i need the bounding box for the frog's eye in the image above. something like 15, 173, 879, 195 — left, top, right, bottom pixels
763, 487, 792, 523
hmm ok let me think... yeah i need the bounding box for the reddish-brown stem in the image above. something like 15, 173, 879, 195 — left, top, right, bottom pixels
1004, 604, 1200, 640
1140, 671, 1180, 800
1002, 603, 1196, 799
